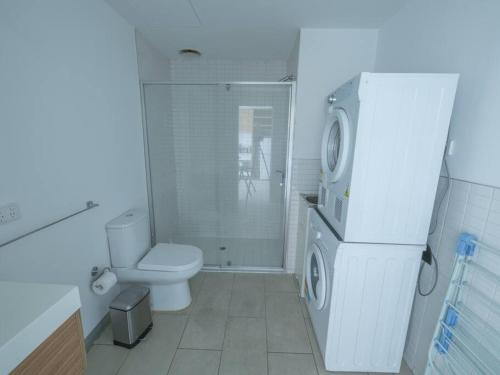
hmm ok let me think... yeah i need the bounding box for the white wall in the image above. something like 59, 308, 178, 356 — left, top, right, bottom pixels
403, 177, 500, 375
0, 0, 147, 337
135, 31, 171, 82
135, 32, 179, 243
293, 28, 379, 159
375, 0, 500, 188
286, 34, 300, 78
285, 28, 378, 272
375, 1, 500, 373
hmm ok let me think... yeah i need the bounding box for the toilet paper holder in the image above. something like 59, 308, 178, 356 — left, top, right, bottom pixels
90, 266, 111, 282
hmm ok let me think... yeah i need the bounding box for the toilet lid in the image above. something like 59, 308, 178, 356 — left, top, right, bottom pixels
138, 243, 203, 272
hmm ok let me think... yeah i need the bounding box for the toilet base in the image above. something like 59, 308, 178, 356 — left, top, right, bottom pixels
149, 281, 192, 311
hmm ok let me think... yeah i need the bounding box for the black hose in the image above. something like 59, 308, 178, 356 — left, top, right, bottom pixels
417, 251, 439, 296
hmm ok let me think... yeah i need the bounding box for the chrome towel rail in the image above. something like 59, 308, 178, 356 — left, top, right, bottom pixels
0, 201, 99, 248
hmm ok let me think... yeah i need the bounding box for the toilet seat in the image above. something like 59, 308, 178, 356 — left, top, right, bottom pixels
138, 243, 203, 272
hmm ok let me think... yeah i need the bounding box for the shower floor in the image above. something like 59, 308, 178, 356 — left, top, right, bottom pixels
173, 236, 284, 268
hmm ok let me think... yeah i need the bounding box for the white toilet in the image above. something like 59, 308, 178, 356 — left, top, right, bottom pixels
105, 208, 203, 311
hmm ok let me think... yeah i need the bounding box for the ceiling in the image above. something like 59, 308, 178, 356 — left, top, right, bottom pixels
105, 0, 408, 60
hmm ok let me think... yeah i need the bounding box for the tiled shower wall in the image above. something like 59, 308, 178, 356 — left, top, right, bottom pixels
167, 59, 326, 270
144, 85, 178, 242
146, 58, 324, 270
169, 59, 287, 82
285, 158, 321, 272
146, 59, 316, 267
404, 177, 500, 375
168, 84, 289, 266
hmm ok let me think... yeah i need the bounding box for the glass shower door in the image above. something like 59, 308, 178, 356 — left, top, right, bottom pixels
143, 83, 291, 269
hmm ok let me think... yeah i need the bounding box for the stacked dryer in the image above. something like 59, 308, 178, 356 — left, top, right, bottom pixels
305, 73, 458, 373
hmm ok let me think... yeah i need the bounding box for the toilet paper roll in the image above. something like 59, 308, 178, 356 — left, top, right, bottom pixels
92, 269, 117, 295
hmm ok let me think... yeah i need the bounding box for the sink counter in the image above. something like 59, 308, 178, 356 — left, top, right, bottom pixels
0, 281, 81, 374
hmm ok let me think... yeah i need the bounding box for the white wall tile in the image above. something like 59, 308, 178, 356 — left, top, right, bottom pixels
170, 59, 286, 82
404, 178, 500, 375
147, 59, 320, 270
285, 158, 320, 272
147, 59, 291, 267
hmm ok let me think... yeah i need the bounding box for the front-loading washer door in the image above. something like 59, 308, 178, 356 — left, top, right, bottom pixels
306, 242, 327, 310
321, 108, 350, 183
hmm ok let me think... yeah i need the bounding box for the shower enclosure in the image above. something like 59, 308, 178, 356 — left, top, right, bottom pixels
141, 82, 294, 270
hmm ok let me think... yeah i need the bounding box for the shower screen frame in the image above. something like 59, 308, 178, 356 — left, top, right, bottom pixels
140, 81, 296, 272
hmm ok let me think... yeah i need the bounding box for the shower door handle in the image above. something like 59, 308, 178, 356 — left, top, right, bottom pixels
275, 170, 285, 187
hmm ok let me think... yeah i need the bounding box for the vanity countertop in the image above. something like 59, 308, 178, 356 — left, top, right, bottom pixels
0, 281, 81, 374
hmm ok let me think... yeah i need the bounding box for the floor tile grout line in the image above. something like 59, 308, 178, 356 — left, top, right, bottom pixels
165, 349, 175, 375
167, 349, 223, 375
299, 294, 321, 375
299, 314, 319, 375
174, 348, 222, 352
173, 273, 216, 374
176, 310, 191, 350
222, 288, 234, 352
218, 273, 234, 374
267, 350, 315, 355
228, 314, 265, 318
168, 314, 191, 375
264, 272, 270, 375
216, 349, 223, 375
172, 273, 203, 374
113, 347, 130, 375
89, 272, 311, 375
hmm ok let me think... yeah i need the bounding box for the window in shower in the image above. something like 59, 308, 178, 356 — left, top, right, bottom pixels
238, 106, 273, 204
143, 83, 291, 269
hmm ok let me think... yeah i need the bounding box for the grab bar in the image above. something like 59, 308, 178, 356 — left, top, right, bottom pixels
0, 201, 99, 248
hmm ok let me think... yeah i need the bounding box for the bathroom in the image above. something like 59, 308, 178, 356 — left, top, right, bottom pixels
1, 1, 500, 374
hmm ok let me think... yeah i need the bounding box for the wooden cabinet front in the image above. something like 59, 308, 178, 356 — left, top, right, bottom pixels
11, 311, 86, 375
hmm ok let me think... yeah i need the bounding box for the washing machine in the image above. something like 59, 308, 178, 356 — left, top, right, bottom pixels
305, 207, 423, 372
304, 208, 338, 359
318, 72, 458, 245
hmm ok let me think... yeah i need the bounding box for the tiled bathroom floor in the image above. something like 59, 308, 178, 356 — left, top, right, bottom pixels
85, 272, 413, 375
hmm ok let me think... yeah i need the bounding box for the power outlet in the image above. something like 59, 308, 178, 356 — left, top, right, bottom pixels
422, 245, 433, 265
0, 203, 21, 224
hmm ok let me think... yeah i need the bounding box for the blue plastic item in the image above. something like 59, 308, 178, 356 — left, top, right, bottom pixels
437, 306, 459, 353
456, 233, 477, 256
